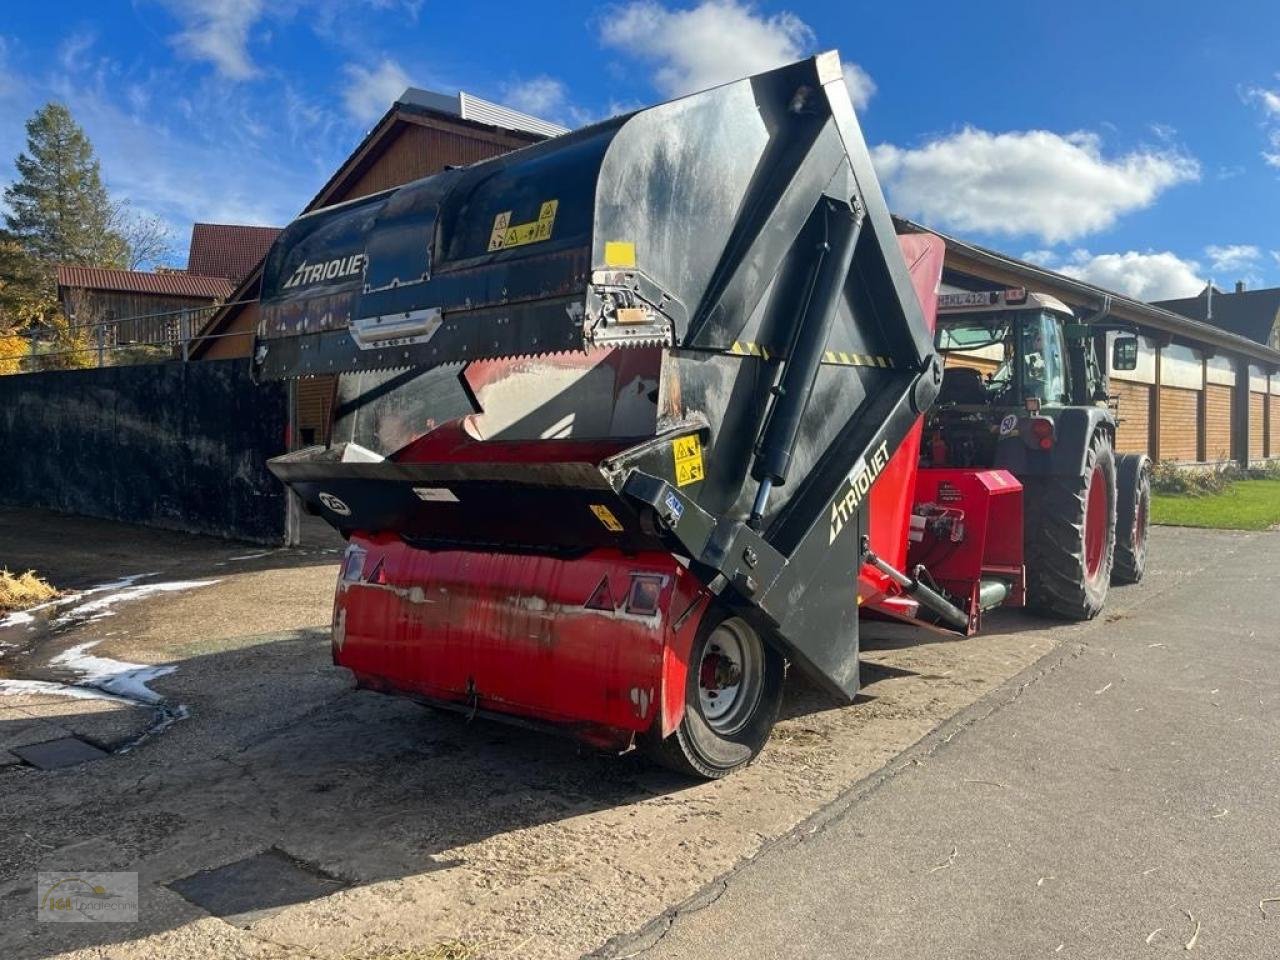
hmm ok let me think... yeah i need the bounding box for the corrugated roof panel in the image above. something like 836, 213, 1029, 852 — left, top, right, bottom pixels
56, 265, 235, 299
459, 92, 568, 138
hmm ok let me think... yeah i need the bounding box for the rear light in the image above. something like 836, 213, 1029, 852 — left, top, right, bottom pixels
1028, 416, 1055, 450
340, 544, 367, 583
626, 574, 666, 615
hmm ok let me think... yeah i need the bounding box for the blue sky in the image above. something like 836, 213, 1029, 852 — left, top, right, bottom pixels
0, 0, 1277, 300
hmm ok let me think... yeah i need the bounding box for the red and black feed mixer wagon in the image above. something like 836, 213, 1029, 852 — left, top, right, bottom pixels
252, 53, 1145, 778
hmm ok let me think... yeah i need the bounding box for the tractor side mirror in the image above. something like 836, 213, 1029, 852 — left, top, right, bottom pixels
1112, 335, 1139, 371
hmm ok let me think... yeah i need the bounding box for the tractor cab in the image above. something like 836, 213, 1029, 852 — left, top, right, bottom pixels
926, 289, 1110, 469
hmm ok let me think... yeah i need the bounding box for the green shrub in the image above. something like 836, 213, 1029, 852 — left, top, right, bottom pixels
1150, 460, 1237, 497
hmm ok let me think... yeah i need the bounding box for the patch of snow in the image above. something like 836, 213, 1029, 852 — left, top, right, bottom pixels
49, 641, 177, 704
0, 677, 134, 705
0, 572, 160, 631
52, 578, 219, 626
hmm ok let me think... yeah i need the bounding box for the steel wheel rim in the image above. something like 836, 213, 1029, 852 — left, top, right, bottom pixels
1135, 485, 1149, 550
697, 619, 765, 735
1085, 464, 1107, 578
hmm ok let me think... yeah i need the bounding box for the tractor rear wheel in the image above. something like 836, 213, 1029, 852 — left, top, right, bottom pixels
1113, 454, 1151, 584
1023, 430, 1117, 620
642, 613, 784, 779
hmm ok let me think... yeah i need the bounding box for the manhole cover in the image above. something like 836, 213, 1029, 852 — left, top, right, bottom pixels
169, 848, 346, 926
13, 737, 109, 770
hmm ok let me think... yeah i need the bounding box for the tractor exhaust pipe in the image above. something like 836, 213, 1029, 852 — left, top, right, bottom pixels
861, 539, 970, 631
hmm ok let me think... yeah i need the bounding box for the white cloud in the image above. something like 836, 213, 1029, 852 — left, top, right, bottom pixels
1019, 249, 1057, 267
341, 58, 410, 124
503, 76, 568, 118
1272, 250, 1280, 268
500, 75, 597, 127
873, 128, 1199, 244
57, 32, 96, 74
842, 62, 875, 111
1266, 129, 1280, 169
1205, 244, 1261, 274
1248, 85, 1280, 117
600, 1, 874, 108
1034, 249, 1205, 301
1245, 83, 1280, 169
162, 0, 265, 80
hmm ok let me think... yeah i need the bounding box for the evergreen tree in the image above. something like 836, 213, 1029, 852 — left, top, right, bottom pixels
3, 102, 128, 267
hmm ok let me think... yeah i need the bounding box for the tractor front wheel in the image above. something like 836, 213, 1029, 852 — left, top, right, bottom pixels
1023, 431, 1117, 620
642, 613, 784, 779
1113, 454, 1151, 584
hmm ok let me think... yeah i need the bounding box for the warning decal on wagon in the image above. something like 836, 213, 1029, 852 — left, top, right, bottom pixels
590, 504, 624, 532
672, 435, 705, 487
488, 200, 558, 252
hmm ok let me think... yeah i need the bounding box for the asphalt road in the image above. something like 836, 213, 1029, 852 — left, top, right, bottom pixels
622, 527, 1280, 960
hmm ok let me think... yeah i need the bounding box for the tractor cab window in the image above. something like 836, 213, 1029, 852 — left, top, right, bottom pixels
936, 309, 1070, 406
1020, 313, 1068, 404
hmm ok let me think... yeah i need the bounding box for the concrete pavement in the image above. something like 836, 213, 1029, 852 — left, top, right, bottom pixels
616, 527, 1280, 960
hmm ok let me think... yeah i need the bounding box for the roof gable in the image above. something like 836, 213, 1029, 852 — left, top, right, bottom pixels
1153, 287, 1280, 346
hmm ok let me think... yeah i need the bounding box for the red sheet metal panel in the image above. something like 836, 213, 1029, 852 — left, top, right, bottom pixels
861, 232, 944, 596
333, 537, 705, 748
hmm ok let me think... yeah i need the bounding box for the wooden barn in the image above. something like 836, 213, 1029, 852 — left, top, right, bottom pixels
56, 265, 235, 348
55, 224, 281, 352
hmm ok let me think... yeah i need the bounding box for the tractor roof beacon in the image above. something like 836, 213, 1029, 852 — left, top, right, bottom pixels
251, 53, 1149, 779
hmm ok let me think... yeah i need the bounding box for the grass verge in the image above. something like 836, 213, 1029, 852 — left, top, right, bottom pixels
1152, 478, 1280, 531
0, 569, 58, 612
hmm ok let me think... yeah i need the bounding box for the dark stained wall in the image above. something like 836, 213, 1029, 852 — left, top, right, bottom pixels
0, 360, 288, 543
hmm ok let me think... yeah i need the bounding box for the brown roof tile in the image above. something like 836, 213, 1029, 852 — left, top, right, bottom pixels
187, 223, 282, 281
56, 265, 236, 299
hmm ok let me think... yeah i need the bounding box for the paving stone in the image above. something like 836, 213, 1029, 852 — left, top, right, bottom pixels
168, 848, 346, 927
12, 736, 109, 769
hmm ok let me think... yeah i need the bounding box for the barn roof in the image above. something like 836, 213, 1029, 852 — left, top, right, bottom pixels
56, 264, 235, 300
187, 223, 282, 281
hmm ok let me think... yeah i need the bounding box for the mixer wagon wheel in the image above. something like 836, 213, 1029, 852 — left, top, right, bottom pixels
1112, 453, 1151, 585
642, 613, 785, 779
1022, 430, 1117, 620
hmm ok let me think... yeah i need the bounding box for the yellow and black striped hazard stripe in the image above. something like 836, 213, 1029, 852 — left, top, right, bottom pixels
821, 349, 895, 369
726, 340, 894, 369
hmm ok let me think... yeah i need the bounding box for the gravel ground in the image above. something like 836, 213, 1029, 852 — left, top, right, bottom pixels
0, 507, 1140, 960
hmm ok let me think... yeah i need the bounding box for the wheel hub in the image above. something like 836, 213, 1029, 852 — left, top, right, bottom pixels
696, 619, 765, 734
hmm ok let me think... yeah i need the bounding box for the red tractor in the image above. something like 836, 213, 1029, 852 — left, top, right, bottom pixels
253, 53, 1149, 778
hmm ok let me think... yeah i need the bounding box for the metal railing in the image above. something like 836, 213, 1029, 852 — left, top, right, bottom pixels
9, 298, 263, 373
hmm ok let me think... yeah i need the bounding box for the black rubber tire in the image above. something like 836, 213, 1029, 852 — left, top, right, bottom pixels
641, 612, 784, 780
1113, 453, 1152, 585
1022, 430, 1117, 620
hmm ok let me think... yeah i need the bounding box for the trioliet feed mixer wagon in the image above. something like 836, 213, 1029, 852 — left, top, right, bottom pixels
253, 53, 1141, 777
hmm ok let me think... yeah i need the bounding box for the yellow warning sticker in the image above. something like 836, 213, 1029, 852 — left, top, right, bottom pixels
590, 504, 624, 532
488, 200, 558, 252
673, 435, 705, 487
